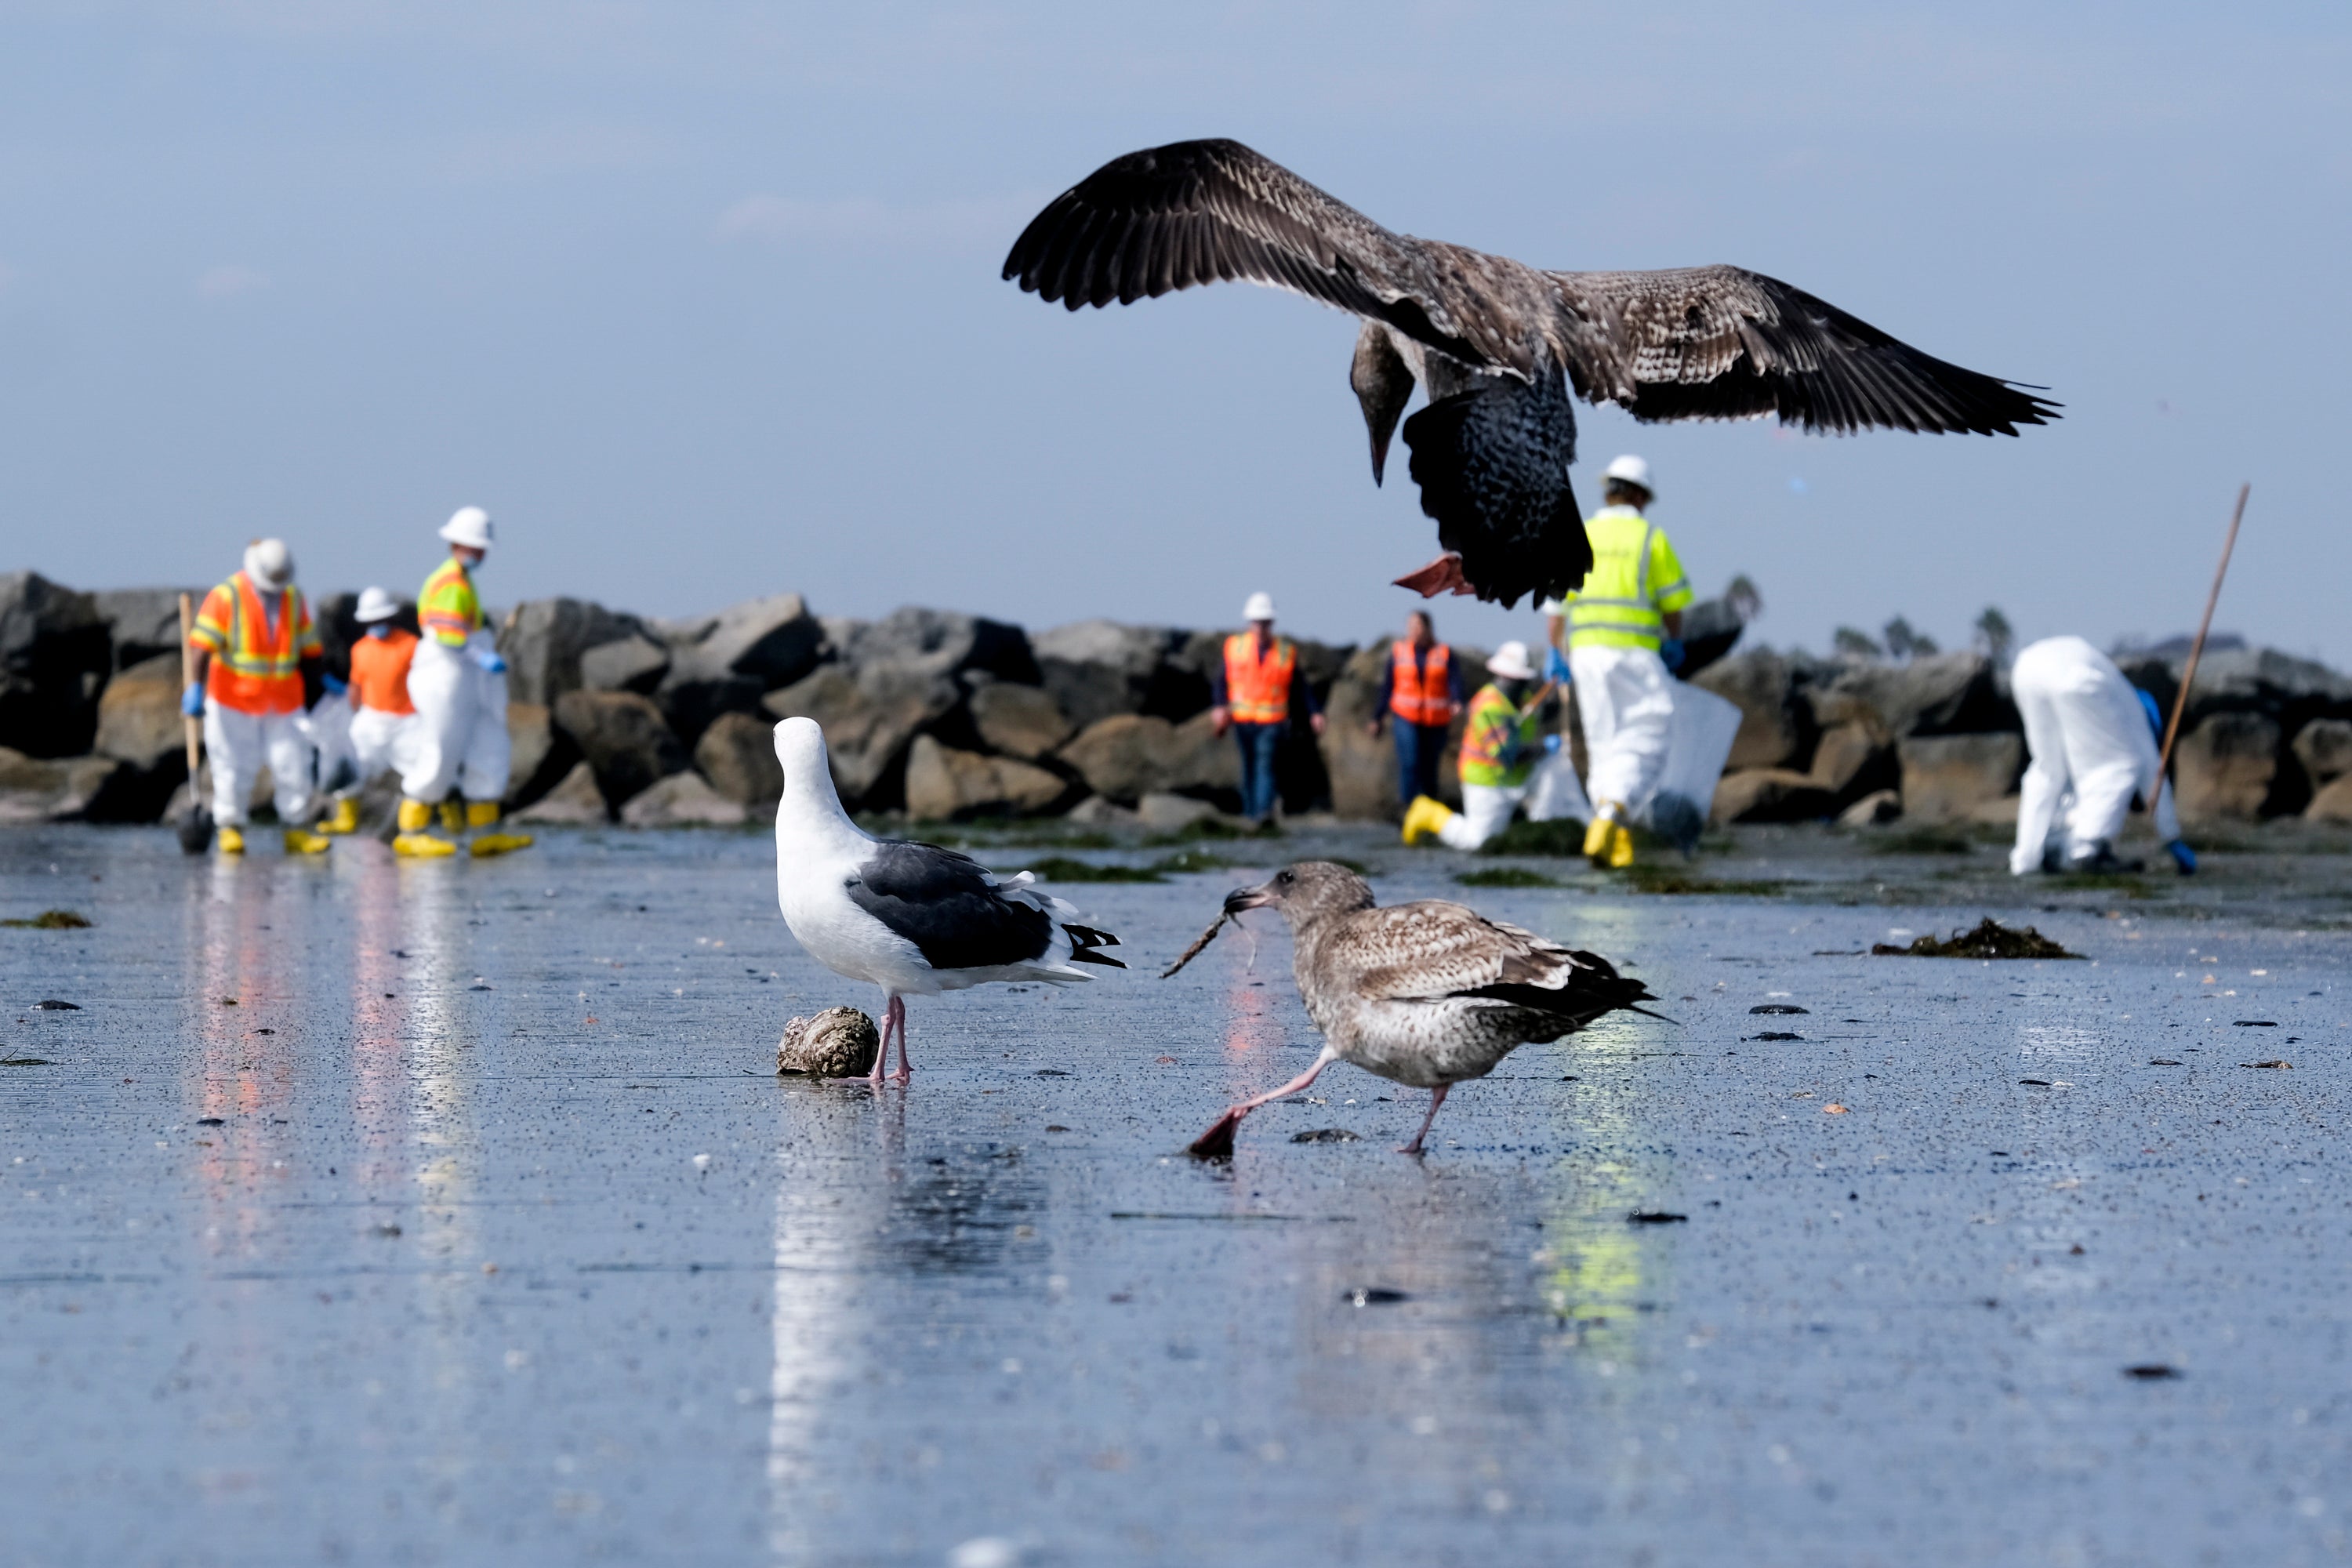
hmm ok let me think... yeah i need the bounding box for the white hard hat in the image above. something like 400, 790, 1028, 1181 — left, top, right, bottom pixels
438, 506, 495, 550
1487, 640, 1537, 680
1602, 454, 1653, 493
243, 538, 294, 590
1242, 591, 1276, 622
354, 586, 401, 623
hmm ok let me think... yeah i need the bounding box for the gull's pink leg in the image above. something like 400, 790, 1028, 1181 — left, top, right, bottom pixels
869, 993, 896, 1087
891, 996, 913, 1085
1396, 1083, 1450, 1156
1189, 1047, 1338, 1156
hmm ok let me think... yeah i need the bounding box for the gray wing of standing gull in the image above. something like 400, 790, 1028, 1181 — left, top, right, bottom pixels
1548, 265, 2059, 436
845, 841, 1054, 972
1000, 138, 1543, 378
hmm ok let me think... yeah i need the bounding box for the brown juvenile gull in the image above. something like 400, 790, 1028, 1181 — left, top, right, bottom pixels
1187, 862, 1661, 1155
1004, 139, 2058, 607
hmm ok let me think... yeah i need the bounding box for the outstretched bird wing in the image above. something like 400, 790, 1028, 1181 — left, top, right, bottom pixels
1326, 902, 1651, 1027
1548, 265, 2059, 435
1004, 139, 1534, 376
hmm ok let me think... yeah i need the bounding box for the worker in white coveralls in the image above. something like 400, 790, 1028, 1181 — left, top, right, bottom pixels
1400, 641, 1584, 849
183, 539, 338, 856
2009, 635, 2195, 876
1546, 454, 1693, 869
314, 587, 420, 835
391, 507, 532, 858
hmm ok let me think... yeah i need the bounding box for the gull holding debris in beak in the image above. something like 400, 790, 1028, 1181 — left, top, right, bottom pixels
1170, 862, 1661, 1154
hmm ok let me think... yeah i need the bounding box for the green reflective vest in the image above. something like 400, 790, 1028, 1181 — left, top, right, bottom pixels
1565, 506, 1693, 650
1458, 683, 1541, 788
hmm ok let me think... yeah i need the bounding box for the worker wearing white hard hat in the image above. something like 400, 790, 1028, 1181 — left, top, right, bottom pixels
1210, 590, 1324, 826
2009, 636, 2194, 877
1402, 641, 1591, 849
183, 539, 336, 855
313, 587, 423, 834
393, 506, 532, 857
1534, 454, 1691, 869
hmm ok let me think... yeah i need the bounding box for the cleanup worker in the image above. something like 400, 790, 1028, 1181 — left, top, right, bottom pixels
2009, 635, 2194, 876
1400, 641, 1574, 848
393, 507, 532, 858
1208, 592, 1324, 827
182, 539, 335, 855
316, 587, 419, 834
1367, 610, 1463, 808
1553, 454, 1693, 869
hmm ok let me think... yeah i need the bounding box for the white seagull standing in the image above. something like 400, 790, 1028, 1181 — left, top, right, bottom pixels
771, 717, 1124, 1084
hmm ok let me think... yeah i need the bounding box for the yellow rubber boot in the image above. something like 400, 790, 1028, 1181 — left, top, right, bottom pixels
1581, 814, 1615, 862
282, 827, 332, 855
216, 825, 245, 855
466, 800, 533, 858
318, 797, 361, 835
393, 798, 456, 858
437, 800, 466, 833
1400, 794, 1454, 846
1606, 821, 1636, 869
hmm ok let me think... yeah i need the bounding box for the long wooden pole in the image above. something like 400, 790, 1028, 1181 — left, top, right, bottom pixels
2154, 484, 2251, 788
178, 593, 201, 780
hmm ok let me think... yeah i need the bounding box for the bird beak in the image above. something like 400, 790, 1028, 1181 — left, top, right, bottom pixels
1222, 882, 1274, 916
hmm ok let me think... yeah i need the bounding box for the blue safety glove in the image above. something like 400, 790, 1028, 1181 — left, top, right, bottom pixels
470, 646, 508, 675
1543, 732, 1563, 754
1659, 637, 1686, 672
1544, 646, 1571, 684
2165, 839, 2197, 876
180, 681, 205, 717
321, 672, 348, 696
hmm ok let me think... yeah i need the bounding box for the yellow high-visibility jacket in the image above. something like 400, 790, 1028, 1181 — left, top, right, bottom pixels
1564, 506, 1693, 651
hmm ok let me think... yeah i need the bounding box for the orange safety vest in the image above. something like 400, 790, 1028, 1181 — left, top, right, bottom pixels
349, 628, 419, 716
1223, 632, 1298, 725
195, 572, 313, 714
1388, 641, 1457, 728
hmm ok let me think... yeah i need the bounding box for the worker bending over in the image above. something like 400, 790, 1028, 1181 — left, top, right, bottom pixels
1367, 610, 1463, 809
1553, 455, 1692, 869
183, 539, 335, 855
394, 507, 532, 858
1401, 641, 1577, 849
2009, 635, 2194, 876
1210, 592, 1324, 828
317, 587, 419, 835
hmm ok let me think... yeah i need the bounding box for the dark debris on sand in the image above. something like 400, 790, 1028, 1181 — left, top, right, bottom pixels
1872, 919, 2081, 960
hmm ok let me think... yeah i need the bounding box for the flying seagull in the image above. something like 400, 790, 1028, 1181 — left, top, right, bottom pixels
1004, 139, 2059, 607
771, 717, 1123, 1084
1176, 862, 1661, 1155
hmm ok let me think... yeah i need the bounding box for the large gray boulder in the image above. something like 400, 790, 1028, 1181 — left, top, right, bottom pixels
1811, 652, 2009, 740
762, 664, 960, 806
2175, 712, 2280, 822
497, 598, 648, 708
2292, 718, 2352, 791
0, 747, 124, 823
695, 710, 784, 808
903, 735, 1069, 821
90, 652, 188, 820
656, 593, 824, 746
1032, 619, 1193, 728
1711, 767, 1835, 824
1896, 733, 2023, 823
619, 771, 749, 827
969, 681, 1074, 760
503, 702, 579, 811
834, 606, 1036, 685
1693, 650, 1805, 771
552, 690, 691, 810
0, 572, 112, 758
579, 634, 670, 695
512, 760, 610, 824
1057, 712, 1236, 806
1807, 720, 1896, 806
92, 588, 204, 672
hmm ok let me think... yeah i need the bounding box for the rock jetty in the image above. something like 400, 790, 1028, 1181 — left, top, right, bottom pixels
3, 568, 2348, 829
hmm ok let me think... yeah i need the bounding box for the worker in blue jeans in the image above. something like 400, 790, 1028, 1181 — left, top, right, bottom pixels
1367, 610, 1465, 809
1210, 592, 1325, 826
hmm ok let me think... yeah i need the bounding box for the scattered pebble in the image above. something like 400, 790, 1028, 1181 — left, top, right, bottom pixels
32, 1000, 80, 1011
1290, 1128, 1361, 1143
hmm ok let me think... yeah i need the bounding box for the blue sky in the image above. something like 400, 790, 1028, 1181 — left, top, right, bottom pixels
2, 2, 2346, 664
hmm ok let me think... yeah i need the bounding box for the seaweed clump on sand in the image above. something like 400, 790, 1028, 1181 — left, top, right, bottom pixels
2, 909, 92, 929
1872, 919, 2082, 959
